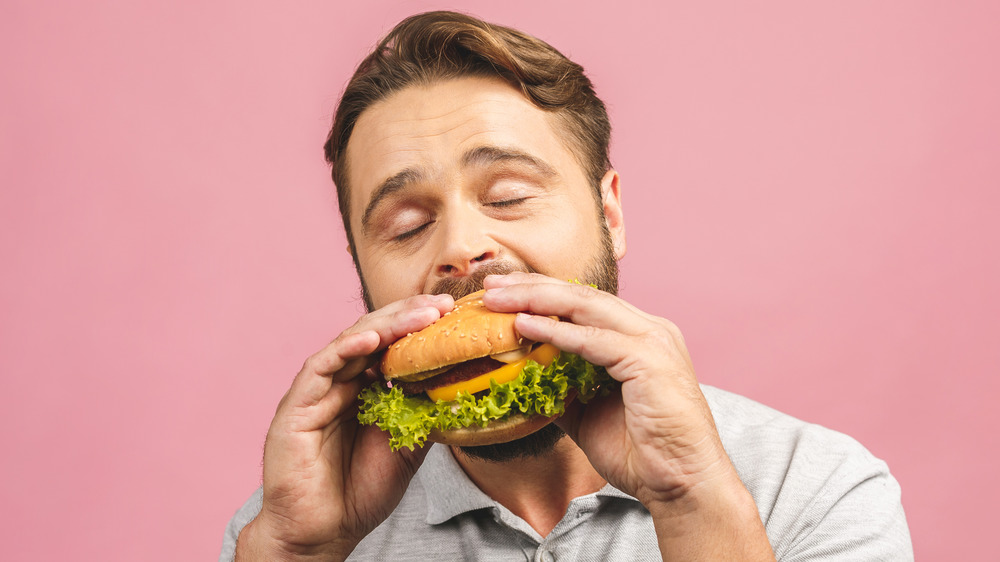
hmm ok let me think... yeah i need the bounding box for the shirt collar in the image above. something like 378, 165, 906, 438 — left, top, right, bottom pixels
416, 443, 641, 525
418, 444, 497, 525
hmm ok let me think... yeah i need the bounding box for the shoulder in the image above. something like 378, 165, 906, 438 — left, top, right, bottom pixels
702, 385, 913, 559
701, 384, 889, 485
703, 384, 876, 465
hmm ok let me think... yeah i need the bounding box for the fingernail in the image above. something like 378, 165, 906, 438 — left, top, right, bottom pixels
484, 286, 505, 297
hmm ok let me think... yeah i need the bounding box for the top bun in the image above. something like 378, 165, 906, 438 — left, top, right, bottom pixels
380, 290, 524, 380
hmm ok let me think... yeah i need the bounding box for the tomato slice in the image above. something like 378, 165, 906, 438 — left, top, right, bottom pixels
425, 344, 560, 402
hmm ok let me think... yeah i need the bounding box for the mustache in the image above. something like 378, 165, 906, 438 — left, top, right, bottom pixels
431, 261, 538, 301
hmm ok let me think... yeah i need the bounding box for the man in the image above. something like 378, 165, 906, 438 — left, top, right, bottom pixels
222, 11, 911, 561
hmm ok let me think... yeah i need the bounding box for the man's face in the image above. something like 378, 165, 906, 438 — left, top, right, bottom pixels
344, 76, 625, 309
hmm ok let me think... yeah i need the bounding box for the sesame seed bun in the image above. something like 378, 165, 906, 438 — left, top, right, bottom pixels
380, 290, 524, 381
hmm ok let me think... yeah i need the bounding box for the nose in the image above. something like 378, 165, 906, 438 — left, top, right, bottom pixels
433, 213, 499, 278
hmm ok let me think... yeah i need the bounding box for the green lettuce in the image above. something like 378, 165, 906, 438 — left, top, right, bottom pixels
357, 352, 610, 451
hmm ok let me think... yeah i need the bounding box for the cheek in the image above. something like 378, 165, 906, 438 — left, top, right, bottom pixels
356, 245, 430, 308
506, 207, 602, 278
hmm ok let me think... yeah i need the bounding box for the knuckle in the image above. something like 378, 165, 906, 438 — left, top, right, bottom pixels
665, 321, 686, 345
655, 318, 684, 343
274, 390, 292, 415
301, 354, 322, 375
582, 324, 603, 340
392, 306, 417, 323
569, 282, 600, 299
303, 347, 339, 375
648, 329, 678, 351
404, 293, 431, 307
571, 324, 604, 356
565, 283, 602, 317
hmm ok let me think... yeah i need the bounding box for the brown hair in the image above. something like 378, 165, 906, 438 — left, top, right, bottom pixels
323, 10, 612, 252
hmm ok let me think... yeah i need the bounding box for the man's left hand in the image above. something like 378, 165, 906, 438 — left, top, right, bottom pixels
482, 272, 775, 560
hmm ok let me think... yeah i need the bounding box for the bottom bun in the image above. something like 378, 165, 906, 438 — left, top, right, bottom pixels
427, 412, 558, 447
427, 391, 579, 447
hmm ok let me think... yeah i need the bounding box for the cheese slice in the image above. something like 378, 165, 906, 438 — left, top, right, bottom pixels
426, 344, 560, 402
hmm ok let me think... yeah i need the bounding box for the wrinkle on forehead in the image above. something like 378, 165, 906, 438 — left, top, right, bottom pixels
368, 106, 532, 149
352, 80, 537, 149
381, 96, 514, 126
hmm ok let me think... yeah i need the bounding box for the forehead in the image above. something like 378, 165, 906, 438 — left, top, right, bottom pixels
343, 76, 587, 217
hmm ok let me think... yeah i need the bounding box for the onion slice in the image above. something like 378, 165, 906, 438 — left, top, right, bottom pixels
490, 344, 533, 363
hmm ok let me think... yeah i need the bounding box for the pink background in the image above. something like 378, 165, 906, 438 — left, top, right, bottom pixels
2, 1, 997, 560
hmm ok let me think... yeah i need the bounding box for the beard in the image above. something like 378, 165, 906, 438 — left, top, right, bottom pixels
358, 219, 619, 462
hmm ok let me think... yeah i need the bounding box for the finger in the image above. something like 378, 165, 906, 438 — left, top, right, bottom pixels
324, 303, 449, 384
483, 271, 564, 290
344, 293, 454, 347
514, 313, 635, 377
485, 282, 650, 336
553, 391, 587, 443
295, 375, 368, 434
362, 292, 455, 320
364, 305, 451, 356
282, 295, 454, 420
353, 421, 432, 476
290, 330, 382, 409
554, 389, 619, 439
553, 388, 630, 479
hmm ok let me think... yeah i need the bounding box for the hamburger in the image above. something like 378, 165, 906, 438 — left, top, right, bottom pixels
357, 289, 609, 451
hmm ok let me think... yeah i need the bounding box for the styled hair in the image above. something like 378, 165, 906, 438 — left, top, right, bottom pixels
323, 10, 612, 252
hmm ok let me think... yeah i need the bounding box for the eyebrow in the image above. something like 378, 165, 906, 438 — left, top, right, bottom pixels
360, 146, 558, 234
461, 146, 558, 179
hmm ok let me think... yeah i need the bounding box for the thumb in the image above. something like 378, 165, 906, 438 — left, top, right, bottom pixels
554, 394, 586, 444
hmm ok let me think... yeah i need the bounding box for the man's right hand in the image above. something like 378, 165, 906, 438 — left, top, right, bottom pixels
234, 293, 455, 561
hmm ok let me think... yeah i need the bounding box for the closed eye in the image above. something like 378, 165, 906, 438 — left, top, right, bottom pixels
487, 197, 529, 208
393, 221, 432, 241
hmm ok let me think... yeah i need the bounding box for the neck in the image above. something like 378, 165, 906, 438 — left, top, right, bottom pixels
450, 436, 606, 537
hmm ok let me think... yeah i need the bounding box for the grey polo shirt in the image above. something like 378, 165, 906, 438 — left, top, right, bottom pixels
220, 385, 913, 561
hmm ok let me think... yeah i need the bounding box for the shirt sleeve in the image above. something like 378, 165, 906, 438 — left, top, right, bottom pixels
768, 430, 913, 561
703, 385, 913, 561
218, 487, 263, 562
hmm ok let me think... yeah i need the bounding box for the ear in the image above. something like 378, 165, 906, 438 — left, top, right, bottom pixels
599, 169, 626, 259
